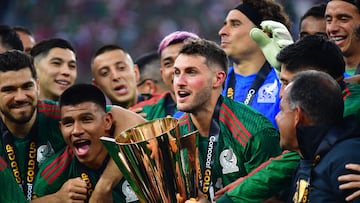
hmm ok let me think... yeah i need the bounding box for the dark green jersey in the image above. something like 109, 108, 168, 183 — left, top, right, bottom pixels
178, 96, 281, 200
33, 146, 139, 203
0, 156, 28, 203
0, 100, 65, 200
131, 92, 177, 120
219, 150, 300, 203
343, 82, 360, 118
216, 82, 360, 203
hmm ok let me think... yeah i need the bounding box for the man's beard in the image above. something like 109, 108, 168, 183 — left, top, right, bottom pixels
1, 107, 36, 124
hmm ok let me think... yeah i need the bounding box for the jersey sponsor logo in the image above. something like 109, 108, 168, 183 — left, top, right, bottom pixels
122, 180, 138, 202
219, 148, 239, 174
257, 79, 278, 103
37, 142, 55, 165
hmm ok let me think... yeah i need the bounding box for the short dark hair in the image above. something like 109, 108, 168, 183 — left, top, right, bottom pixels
0, 25, 23, 51
92, 44, 127, 61
135, 51, 162, 84
179, 38, 228, 74
59, 83, 106, 112
240, 0, 291, 29
0, 50, 36, 78
13, 25, 34, 36
135, 51, 159, 70
332, 0, 360, 12
277, 35, 345, 79
300, 3, 326, 26
288, 70, 343, 125
30, 38, 75, 58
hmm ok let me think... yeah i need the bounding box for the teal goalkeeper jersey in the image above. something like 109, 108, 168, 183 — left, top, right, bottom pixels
178, 96, 281, 194
33, 146, 139, 203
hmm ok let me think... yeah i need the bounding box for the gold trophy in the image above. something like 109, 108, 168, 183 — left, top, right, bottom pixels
100, 117, 199, 203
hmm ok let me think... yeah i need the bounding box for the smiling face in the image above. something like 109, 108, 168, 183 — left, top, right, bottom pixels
325, 0, 360, 57
218, 9, 259, 61
0, 68, 38, 124
92, 49, 139, 108
34, 48, 77, 101
60, 102, 112, 169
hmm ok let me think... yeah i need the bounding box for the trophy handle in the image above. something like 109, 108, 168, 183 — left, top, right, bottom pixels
178, 130, 199, 199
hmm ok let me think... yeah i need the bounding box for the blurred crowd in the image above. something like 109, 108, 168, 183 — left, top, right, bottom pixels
1, 0, 326, 82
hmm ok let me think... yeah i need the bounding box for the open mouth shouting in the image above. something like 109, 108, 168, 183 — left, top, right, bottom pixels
73, 139, 91, 157
176, 90, 191, 103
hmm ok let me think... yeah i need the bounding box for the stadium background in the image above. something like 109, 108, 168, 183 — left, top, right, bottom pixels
1, 0, 326, 83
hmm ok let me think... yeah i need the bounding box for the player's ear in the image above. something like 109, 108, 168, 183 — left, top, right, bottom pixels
213, 70, 226, 88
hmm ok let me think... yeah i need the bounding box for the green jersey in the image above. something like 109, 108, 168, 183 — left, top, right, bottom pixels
33, 146, 139, 203
343, 82, 360, 119
130, 91, 176, 120
178, 96, 281, 201
0, 155, 28, 203
217, 82, 360, 203
0, 100, 65, 200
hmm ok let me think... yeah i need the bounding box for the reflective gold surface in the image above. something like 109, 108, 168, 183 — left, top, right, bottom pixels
101, 117, 199, 203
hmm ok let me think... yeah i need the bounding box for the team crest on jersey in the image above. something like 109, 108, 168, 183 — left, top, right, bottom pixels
122, 180, 138, 202
257, 79, 278, 103
219, 148, 239, 174
37, 141, 55, 165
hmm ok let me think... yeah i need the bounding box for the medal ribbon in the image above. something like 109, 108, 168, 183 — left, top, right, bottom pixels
1, 120, 37, 200
226, 62, 272, 105
200, 96, 222, 201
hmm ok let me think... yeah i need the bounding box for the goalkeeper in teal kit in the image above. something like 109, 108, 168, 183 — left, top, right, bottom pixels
173, 38, 282, 203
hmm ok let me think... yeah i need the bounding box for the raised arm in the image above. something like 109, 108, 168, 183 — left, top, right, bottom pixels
89, 105, 146, 202
250, 20, 293, 72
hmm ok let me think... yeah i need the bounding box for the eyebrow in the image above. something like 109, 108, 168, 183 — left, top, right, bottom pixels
325, 13, 353, 19
50, 57, 76, 63
162, 56, 175, 62
224, 19, 241, 25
